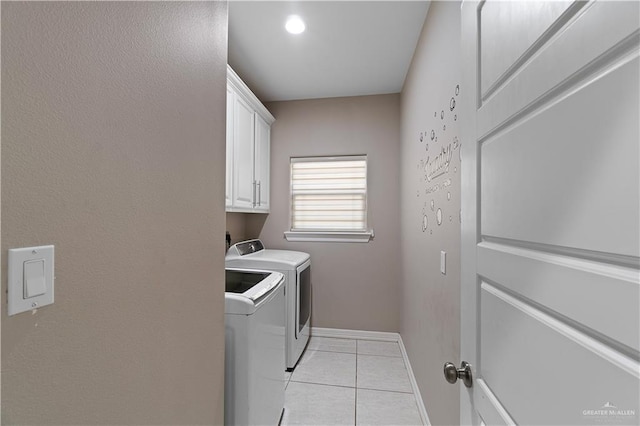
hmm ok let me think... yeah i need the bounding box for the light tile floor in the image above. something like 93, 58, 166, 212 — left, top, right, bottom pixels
281, 337, 424, 426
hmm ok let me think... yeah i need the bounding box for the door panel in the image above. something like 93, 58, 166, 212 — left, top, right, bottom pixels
232, 95, 255, 209
480, 283, 639, 425
461, 1, 640, 424
478, 242, 640, 352
478, 1, 640, 139
481, 56, 640, 257
480, 0, 574, 97
473, 379, 514, 425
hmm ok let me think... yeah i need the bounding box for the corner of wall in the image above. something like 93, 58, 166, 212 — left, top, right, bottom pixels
399, 2, 462, 425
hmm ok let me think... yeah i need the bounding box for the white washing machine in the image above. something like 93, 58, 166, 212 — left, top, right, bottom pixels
226, 240, 311, 371
224, 268, 285, 426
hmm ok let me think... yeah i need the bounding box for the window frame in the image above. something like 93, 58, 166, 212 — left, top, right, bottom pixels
284, 155, 374, 243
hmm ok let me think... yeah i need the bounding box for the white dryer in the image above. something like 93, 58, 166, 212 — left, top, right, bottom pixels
226, 240, 311, 371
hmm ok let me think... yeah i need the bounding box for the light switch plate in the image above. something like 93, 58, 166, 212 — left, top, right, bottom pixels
8, 245, 54, 316
440, 251, 446, 275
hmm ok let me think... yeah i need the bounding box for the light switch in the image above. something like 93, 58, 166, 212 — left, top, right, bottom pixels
440, 251, 446, 275
24, 259, 46, 298
8, 245, 54, 315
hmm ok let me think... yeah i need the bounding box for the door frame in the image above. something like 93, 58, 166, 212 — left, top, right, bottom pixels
460, 1, 480, 424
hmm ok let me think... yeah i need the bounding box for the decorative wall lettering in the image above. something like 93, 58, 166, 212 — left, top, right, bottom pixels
416, 83, 460, 235
424, 177, 451, 195
425, 144, 452, 182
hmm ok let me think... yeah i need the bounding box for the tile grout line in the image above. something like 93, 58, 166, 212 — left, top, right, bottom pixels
288, 380, 356, 390
356, 352, 403, 359
356, 386, 415, 395
310, 348, 357, 355
288, 380, 355, 389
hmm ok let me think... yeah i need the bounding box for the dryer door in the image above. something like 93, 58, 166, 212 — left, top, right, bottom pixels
296, 261, 311, 338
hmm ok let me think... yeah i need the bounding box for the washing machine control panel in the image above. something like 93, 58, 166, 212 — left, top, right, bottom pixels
234, 239, 265, 256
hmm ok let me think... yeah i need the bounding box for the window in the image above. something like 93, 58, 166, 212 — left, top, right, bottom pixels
285, 155, 373, 242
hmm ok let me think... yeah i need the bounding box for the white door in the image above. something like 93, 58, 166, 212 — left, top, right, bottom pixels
254, 114, 270, 212
232, 94, 256, 209
460, 1, 639, 425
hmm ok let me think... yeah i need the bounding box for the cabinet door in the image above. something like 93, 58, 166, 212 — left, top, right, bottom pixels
225, 86, 234, 209
254, 114, 270, 212
232, 95, 256, 210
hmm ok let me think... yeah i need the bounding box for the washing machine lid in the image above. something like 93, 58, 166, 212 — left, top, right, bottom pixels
225, 268, 284, 315
226, 240, 310, 269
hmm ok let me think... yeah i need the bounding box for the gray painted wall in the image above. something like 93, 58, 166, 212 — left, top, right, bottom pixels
400, 2, 462, 425
1, 2, 228, 423
249, 94, 402, 332
227, 212, 250, 245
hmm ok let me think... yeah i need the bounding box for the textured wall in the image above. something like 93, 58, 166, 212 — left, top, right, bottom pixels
249, 94, 401, 332
226, 212, 250, 245
1, 2, 228, 424
400, 2, 462, 425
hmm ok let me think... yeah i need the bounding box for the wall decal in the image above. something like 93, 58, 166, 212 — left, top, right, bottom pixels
425, 144, 452, 182
425, 177, 452, 195
415, 83, 461, 235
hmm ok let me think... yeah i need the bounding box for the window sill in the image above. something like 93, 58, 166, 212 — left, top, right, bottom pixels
284, 230, 374, 243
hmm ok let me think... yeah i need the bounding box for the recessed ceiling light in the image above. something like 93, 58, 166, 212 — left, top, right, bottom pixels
285, 15, 305, 35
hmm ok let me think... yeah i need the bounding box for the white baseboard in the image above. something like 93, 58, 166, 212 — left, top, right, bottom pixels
310, 327, 431, 425
312, 327, 399, 342
398, 334, 432, 426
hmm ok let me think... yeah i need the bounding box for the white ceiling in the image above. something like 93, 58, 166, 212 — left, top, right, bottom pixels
228, 1, 431, 102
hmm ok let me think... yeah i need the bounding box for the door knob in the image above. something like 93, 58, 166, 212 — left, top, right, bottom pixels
443, 361, 473, 388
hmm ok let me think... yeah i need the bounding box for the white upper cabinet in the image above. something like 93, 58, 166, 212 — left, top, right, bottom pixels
232, 94, 256, 210
225, 85, 234, 208
254, 114, 270, 212
226, 65, 275, 213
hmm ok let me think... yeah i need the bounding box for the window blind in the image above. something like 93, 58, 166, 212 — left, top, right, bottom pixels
290, 156, 367, 231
